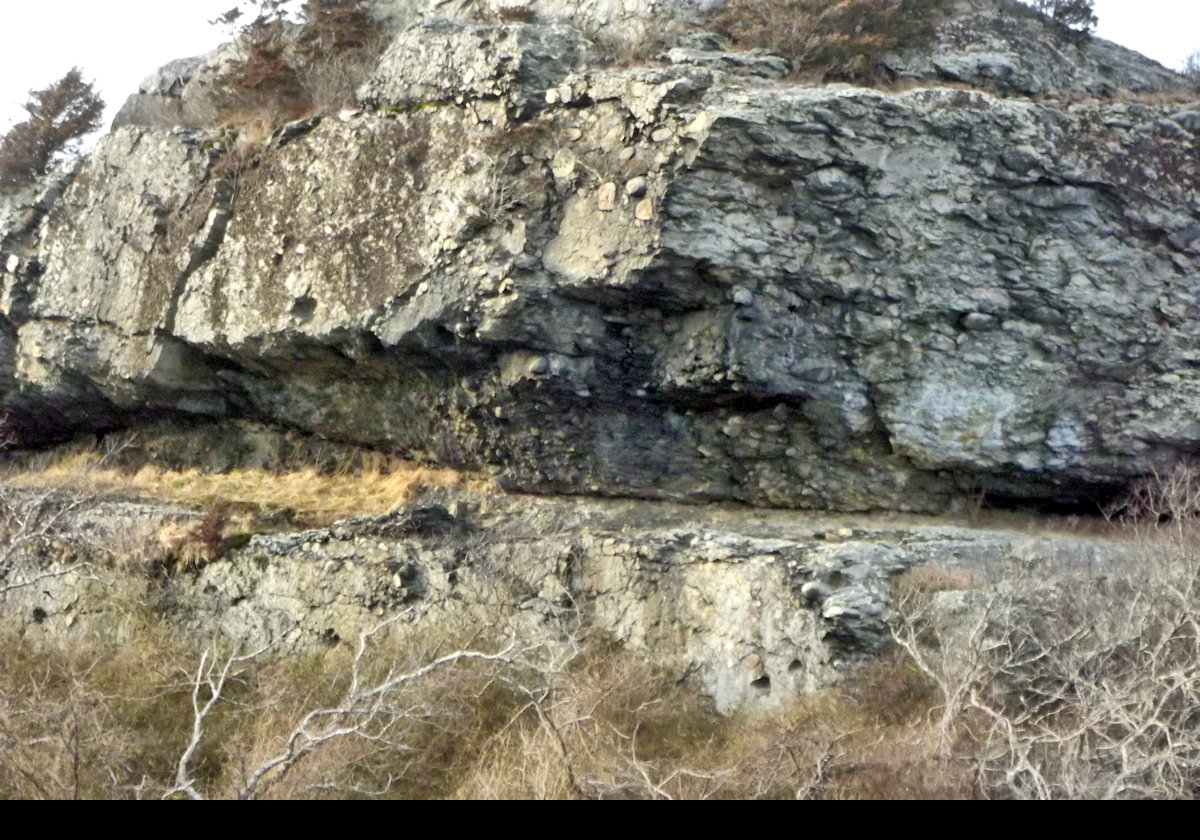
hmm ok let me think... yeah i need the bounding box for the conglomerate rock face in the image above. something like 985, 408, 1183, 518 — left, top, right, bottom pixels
1, 10, 1198, 513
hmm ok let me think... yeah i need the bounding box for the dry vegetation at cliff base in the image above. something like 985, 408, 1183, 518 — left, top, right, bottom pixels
0, 620, 971, 799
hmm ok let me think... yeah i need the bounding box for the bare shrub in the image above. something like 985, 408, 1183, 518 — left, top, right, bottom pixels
709, 0, 952, 81
0, 626, 202, 799
0, 596, 988, 800
0, 68, 103, 190
1103, 459, 1200, 542
453, 638, 977, 800
0, 484, 103, 598
893, 538, 1200, 798
1180, 50, 1200, 85
161, 616, 564, 800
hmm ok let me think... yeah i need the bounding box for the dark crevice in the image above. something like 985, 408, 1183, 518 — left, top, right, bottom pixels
973, 480, 1128, 517
160, 180, 236, 336
664, 388, 809, 413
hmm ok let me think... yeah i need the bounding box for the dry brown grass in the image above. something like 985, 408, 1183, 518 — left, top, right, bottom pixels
450, 642, 974, 800
709, 0, 952, 82
0, 624, 206, 799
0, 618, 538, 799
211, 0, 386, 133
0, 613, 975, 800
155, 505, 245, 573
893, 566, 982, 599
3, 447, 491, 528
1049, 87, 1200, 107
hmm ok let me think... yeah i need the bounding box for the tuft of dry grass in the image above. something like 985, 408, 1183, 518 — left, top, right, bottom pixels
155, 505, 243, 573
893, 566, 982, 599
709, 0, 952, 82
495, 5, 538, 23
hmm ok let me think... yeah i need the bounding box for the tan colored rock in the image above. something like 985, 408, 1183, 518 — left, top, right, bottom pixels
597, 182, 617, 211
550, 148, 576, 182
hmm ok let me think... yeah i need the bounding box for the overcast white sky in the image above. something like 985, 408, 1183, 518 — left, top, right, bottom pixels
0, 0, 1196, 133
0, 0, 235, 132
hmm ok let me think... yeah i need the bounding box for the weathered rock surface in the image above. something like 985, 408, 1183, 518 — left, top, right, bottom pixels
360, 21, 592, 118
112, 0, 716, 132
110, 46, 241, 131
1, 6, 1199, 513
881, 0, 1190, 96
371, 0, 718, 47
0, 485, 1134, 711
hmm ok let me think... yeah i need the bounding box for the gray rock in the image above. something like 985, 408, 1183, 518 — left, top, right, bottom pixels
666, 47, 791, 79
879, 0, 1189, 97
359, 21, 591, 118
960, 312, 998, 331
1170, 109, 1200, 133
111, 41, 247, 130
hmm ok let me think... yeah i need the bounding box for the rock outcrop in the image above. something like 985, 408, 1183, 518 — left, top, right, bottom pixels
881, 0, 1188, 97
1, 4, 1198, 513
3, 3, 1198, 718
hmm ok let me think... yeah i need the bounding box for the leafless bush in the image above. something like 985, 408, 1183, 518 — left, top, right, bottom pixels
1103, 460, 1200, 542
156, 613, 574, 800
0, 631, 197, 799
0, 485, 97, 597
1181, 50, 1200, 84
893, 542, 1200, 798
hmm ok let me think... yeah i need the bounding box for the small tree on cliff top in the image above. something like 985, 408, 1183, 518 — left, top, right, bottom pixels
1030, 0, 1098, 34
0, 68, 104, 190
